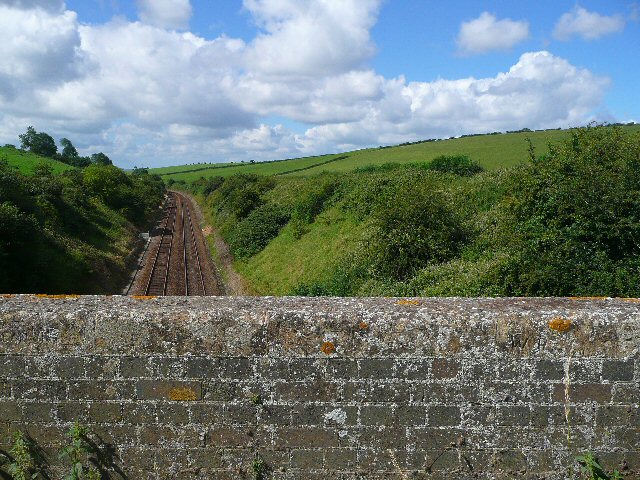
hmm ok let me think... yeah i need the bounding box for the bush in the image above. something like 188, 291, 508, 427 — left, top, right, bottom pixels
502, 126, 640, 296
428, 154, 484, 176
290, 179, 339, 238
367, 181, 466, 280
229, 204, 290, 259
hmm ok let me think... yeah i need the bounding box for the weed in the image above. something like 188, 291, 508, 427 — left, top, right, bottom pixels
59, 421, 101, 480
5, 431, 40, 480
252, 456, 269, 480
577, 452, 624, 480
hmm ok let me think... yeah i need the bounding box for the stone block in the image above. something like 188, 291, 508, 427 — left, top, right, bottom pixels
431, 359, 460, 379
602, 360, 634, 381
428, 406, 461, 427
553, 383, 611, 403
136, 380, 202, 401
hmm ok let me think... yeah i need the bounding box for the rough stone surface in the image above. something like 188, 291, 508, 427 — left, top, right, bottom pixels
0, 295, 639, 479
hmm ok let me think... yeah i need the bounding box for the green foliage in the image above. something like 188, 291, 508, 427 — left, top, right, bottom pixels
577, 452, 624, 479
82, 164, 164, 221
502, 126, 640, 296
251, 456, 269, 480
428, 154, 484, 176
290, 178, 339, 238
60, 138, 79, 162
19, 126, 57, 158
90, 152, 112, 166
229, 204, 290, 259
0, 158, 165, 293
59, 422, 101, 480
367, 181, 465, 280
5, 432, 40, 480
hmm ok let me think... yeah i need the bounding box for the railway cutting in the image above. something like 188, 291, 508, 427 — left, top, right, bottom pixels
128, 191, 220, 296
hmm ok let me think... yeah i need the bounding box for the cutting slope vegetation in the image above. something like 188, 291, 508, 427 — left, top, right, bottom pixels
0, 162, 165, 293
184, 125, 640, 297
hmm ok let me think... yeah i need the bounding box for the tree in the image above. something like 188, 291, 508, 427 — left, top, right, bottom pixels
90, 152, 112, 166
18, 126, 57, 158
60, 138, 79, 162
18, 126, 37, 150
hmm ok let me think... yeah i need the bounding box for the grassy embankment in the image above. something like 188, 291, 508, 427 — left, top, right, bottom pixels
0, 153, 165, 294
0, 145, 76, 175
177, 125, 640, 297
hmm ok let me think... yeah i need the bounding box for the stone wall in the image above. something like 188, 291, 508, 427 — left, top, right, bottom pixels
0, 295, 639, 479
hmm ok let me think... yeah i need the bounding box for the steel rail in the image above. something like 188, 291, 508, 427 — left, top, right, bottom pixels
184, 198, 207, 295
181, 196, 189, 295
144, 193, 177, 296
143, 196, 170, 295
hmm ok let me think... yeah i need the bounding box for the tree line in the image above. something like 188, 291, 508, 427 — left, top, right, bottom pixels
17, 126, 113, 168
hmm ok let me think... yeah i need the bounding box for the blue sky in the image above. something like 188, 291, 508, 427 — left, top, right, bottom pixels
1, 0, 638, 167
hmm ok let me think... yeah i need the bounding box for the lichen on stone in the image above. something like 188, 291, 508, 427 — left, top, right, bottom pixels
548, 317, 572, 333
396, 299, 420, 306
321, 341, 336, 355
169, 387, 198, 401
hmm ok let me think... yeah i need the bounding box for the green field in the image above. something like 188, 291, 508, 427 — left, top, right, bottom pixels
151, 126, 638, 183
0, 145, 76, 174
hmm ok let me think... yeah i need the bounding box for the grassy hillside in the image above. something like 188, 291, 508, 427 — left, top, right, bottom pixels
152, 125, 640, 183
0, 145, 76, 174
187, 125, 640, 298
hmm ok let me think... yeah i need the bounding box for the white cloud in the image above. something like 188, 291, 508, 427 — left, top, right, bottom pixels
457, 12, 529, 55
0, 2, 612, 168
0, 0, 64, 12
304, 51, 609, 150
0, 6, 87, 101
243, 0, 382, 76
137, 0, 192, 30
554, 6, 625, 40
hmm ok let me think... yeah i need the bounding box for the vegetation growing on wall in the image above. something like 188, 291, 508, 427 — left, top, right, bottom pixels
186, 126, 640, 297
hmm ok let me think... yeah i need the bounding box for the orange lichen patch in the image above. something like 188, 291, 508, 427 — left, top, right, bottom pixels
396, 299, 421, 306
34, 294, 80, 299
0, 294, 15, 298
131, 295, 157, 300
169, 387, 198, 401
321, 341, 336, 355
548, 317, 572, 333
358, 321, 369, 331
570, 296, 608, 301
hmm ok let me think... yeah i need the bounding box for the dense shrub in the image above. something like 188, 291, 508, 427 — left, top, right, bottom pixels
228, 204, 290, 259
501, 126, 640, 296
366, 182, 466, 280
428, 154, 484, 176
0, 160, 165, 293
290, 179, 339, 238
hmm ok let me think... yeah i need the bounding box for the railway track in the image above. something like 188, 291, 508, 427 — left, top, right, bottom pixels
135, 191, 209, 296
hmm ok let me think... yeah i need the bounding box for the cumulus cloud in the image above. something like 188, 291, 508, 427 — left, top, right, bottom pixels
0, 0, 64, 12
553, 6, 625, 40
304, 51, 609, 150
137, 0, 192, 30
0, 5, 87, 101
457, 12, 529, 55
244, 0, 382, 76
0, 1, 612, 168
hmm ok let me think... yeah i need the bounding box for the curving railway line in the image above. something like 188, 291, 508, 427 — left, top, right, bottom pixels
128, 191, 215, 296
